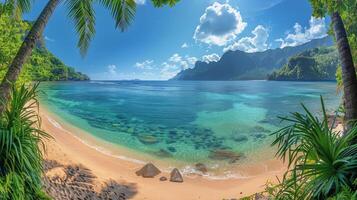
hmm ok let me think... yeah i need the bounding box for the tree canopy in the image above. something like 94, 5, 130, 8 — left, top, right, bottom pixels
0, 13, 89, 84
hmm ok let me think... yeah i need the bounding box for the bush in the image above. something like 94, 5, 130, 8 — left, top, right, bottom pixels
0, 83, 51, 200
270, 97, 357, 199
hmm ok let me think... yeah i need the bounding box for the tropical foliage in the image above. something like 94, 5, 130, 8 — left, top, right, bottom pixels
270, 97, 357, 199
0, 12, 89, 84
0, 83, 50, 199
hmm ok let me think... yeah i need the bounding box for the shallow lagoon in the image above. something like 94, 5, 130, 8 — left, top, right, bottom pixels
39, 81, 340, 176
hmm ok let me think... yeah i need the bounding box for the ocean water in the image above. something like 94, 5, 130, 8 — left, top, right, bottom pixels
39, 81, 340, 176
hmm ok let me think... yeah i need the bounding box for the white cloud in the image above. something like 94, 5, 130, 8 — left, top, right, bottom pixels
276, 17, 328, 48
159, 54, 198, 79
181, 43, 189, 48
107, 65, 117, 75
44, 36, 55, 42
202, 53, 220, 63
135, 60, 155, 70
193, 2, 247, 46
223, 25, 269, 53
135, 0, 146, 5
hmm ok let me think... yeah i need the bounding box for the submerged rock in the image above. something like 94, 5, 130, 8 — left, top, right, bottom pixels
170, 168, 183, 183
167, 146, 176, 153
232, 135, 248, 143
136, 163, 161, 178
253, 133, 267, 139
208, 149, 244, 163
252, 126, 271, 133
138, 135, 158, 145
153, 149, 172, 158
195, 163, 208, 174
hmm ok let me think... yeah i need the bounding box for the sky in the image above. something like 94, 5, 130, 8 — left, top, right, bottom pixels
24, 0, 330, 80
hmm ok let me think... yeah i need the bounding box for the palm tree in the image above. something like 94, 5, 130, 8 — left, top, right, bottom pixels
309, 0, 357, 131
0, 0, 179, 114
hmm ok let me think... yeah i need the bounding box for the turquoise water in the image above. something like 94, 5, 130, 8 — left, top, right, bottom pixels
39, 81, 340, 172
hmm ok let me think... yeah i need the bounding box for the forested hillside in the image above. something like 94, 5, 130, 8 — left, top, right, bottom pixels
267, 47, 338, 81
0, 14, 89, 84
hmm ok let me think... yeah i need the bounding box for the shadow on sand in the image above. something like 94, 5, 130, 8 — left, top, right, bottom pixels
43, 160, 138, 200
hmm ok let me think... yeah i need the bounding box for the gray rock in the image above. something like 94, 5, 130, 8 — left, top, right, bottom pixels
170, 168, 183, 183
195, 163, 208, 174
136, 163, 161, 178
159, 176, 167, 181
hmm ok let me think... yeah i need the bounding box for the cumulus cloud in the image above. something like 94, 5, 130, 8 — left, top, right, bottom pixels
107, 65, 117, 75
135, 0, 146, 5
193, 2, 247, 46
223, 25, 269, 53
276, 17, 328, 48
202, 53, 220, 63
181, 43, 189, 48
135, 60, 155, 70
159, 54, 198, 79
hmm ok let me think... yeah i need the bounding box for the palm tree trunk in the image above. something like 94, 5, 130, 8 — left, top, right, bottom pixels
0, 0, 60, 114
332, 12, 357, 131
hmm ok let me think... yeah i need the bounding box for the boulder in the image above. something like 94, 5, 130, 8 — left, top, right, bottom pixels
195, 163, 208, 174
159, 176, 167, 181
170, 168, 183, 183
136, 163, 161, 178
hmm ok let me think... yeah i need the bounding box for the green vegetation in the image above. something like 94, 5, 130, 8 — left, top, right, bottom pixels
0, 84, 51, 199
0, 13, 89, 85
309, 0, 357, 129
268, 98, 357, 199
268, 47, 338, 81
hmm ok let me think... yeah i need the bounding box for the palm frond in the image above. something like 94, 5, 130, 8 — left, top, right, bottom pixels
66, 0, 96, 56
151, 0, 179, 7
0, 83, 51, 199
98, 0, 136, 31
271, 96, 357, 199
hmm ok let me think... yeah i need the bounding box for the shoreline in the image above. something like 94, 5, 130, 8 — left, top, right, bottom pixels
40, 104, 286, 199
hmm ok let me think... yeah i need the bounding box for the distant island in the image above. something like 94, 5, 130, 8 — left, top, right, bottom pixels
171, 37, 335, 81
267, 47, 338, 81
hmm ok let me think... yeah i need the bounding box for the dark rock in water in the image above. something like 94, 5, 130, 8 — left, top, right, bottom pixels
167, 146, 177, 153
159, 176, 167, 181
232, 135, 248, 142
170, 168, 183, 183
253, 133, 267, 139
252, 126, 271, 133
195, 163, 208, 174
169, 130, 177, 135
138, 135, 158, 145
154, 149, 172, 158
208, 149, 244, 163
136, 163, 161, 178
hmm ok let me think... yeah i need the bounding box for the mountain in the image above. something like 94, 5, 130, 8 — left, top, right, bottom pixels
267, 47, 338, 81
0, 13, 89, 83
172, 37, 334, 80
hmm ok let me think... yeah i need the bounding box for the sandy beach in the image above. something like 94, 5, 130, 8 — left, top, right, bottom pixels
40, 106, 286, 200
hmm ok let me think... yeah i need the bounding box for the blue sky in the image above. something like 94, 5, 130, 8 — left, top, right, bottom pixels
24, 0, 329, 80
